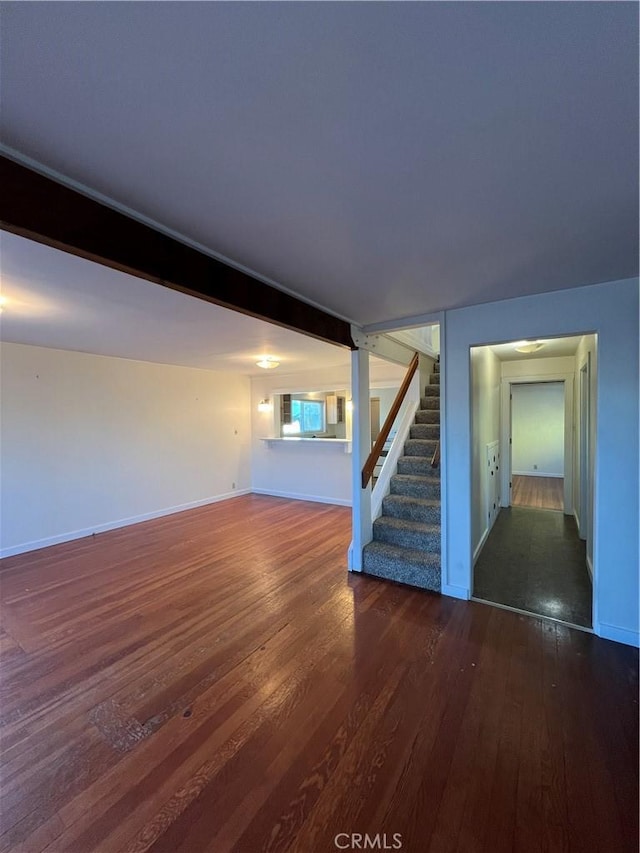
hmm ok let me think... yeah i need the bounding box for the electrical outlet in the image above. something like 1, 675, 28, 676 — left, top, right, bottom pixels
232, 482, 236, 489
533, 464, 538, 470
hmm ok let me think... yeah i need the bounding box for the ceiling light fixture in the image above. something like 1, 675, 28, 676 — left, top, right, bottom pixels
256, 356, 280, 369
514, 340, 545, 354
0, 296, 7, 312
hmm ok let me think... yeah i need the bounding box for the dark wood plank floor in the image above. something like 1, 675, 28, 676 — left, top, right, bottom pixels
512, 475, 564, 511
1, 495, 637, 852
474, 507, 593, 628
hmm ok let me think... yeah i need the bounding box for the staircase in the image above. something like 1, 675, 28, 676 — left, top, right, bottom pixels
362, 361, 441, 592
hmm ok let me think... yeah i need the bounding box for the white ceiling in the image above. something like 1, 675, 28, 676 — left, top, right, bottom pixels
0, 231, 354, 376
489, 336, 582, 362
1, 3, 637, 327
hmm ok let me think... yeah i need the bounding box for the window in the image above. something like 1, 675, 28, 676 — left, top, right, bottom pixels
277, 390, 346, 438
291, 399, 325, 434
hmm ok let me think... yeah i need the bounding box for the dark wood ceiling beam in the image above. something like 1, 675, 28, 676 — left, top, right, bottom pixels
0, 155, 354, 349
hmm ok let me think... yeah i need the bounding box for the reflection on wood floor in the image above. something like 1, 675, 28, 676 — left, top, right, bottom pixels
1, 495, 637, 851
474, 506, 592, 628
512, 475, 563, 510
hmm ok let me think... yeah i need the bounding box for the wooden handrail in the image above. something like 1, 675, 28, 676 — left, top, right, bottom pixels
431, 441, 440, 468
361, 352, 419, 489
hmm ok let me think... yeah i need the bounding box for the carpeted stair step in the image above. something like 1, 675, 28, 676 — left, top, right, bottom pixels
362, 541, 441, 592
373, 516, 440, 550
396, 456, 440, 478
414, 409, 440, 424
361, 358, 442, 595
404, 438, 438, 457
410, 423, 440, 440
390, 473, 440, 499
434, 361, 439, 373
382, 494, 440, 524
420, 396, 440, 410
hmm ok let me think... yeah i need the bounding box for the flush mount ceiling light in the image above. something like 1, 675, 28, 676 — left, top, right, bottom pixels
514, 340, 545, 354
256, 356, 280, 369
0, 296, 7, 312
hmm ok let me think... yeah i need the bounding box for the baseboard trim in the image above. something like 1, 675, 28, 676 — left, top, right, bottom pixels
473, 527, 490, 565
595, 622, 640, 648
0, 490, 251, 558
347, 541, 363, 572
586, 554, 593, 581
473, 503, 503, 565
512, 471, 563, 478
442, 584, 470, 600
252, 489, 351, 508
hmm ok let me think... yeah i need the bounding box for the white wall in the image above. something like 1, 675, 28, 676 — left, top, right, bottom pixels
511, 382, 564, 476
372, 385, 401, 432
251, 364, 355, 506
573, 334, 597, 571
0, 343, 252, 556
443, 277, 639, 647
251, 358, 405, 507
501, 356, 576, 380
470, 346, 501, 559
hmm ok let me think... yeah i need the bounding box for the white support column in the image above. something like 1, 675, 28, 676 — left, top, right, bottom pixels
348, 347, 372, 571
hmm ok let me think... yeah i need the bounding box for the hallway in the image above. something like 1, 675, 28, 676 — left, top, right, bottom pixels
473, 507, 592, 628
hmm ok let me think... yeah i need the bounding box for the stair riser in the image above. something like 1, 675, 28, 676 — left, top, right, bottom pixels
362, 554, 441, 593
414, 410, 440, 424
410, 424, 440, 440
396, 458, 441, 479
423, 386, 440, 397
391, 478, 441, 499
404, 440, 438, 457
420, 397, 440, 410
373, 521, 440, 551
429, 374, 440, 384
382, 498, 440, 524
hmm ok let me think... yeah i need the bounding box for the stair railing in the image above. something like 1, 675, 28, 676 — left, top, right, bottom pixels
361, 351, 419, 489
370, 397, 420, 522
431, 441, 440, 468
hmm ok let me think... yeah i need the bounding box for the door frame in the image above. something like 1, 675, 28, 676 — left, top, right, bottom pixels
500, 372, 574, 514
578, 355, 591, 542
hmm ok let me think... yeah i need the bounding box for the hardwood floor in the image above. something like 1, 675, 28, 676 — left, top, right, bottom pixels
474, 508, 592, 628
1, 495, 637, 852
512, 475, 564, 510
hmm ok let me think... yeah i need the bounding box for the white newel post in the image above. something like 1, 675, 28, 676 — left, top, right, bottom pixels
348, 347, 372, 571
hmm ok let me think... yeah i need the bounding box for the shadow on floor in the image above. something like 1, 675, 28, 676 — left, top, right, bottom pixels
473, 507, 592, 628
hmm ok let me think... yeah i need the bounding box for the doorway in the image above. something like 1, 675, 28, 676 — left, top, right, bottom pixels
509, 381, 565, 511
471, 335, 595, 629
